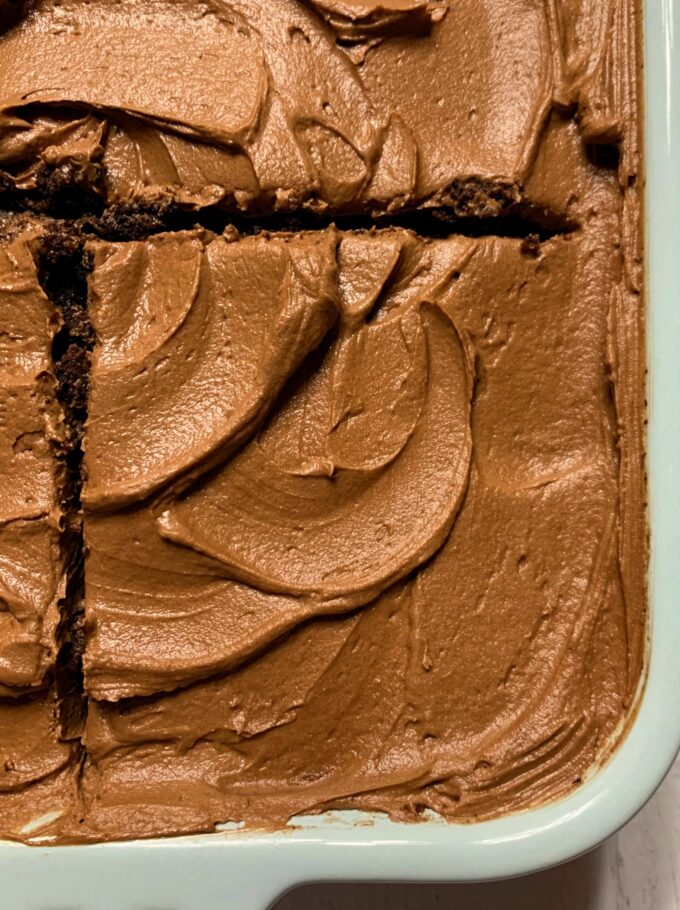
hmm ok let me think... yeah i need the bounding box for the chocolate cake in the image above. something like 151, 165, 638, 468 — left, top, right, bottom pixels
0, 0, 645, 843
0, 218, 78, 837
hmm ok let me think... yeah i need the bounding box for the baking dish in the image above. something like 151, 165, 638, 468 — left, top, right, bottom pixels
1, 0, 679, 907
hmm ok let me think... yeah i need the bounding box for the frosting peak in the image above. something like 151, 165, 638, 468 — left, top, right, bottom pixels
304, 0, 448, 42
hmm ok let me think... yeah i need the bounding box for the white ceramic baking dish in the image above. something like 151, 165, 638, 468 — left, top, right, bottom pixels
1, 1, 679, 907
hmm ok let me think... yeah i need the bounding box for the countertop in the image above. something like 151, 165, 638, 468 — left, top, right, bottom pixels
275, 755, 680, 910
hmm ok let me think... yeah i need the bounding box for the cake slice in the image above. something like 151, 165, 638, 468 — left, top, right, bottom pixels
0, 223, 65, 694
0, 0, 601, 219
0, 220, 78, 843
75, 203, 644, 839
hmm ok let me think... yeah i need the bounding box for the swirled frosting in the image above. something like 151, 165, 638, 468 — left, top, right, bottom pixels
82, 228, 475, 698
0, 0, 645, 845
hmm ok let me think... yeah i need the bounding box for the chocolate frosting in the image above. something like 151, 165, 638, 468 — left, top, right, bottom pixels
84, 230, 340, 510
0, 230, 65, 694
0, 224, 76, 843
0, 691, 75, 840
303, 0, 448, 43
0, 0, 645, 844
82, 228, 474, 698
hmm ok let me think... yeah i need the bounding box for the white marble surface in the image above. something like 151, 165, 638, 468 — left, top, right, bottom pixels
275, 756, 680, 910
